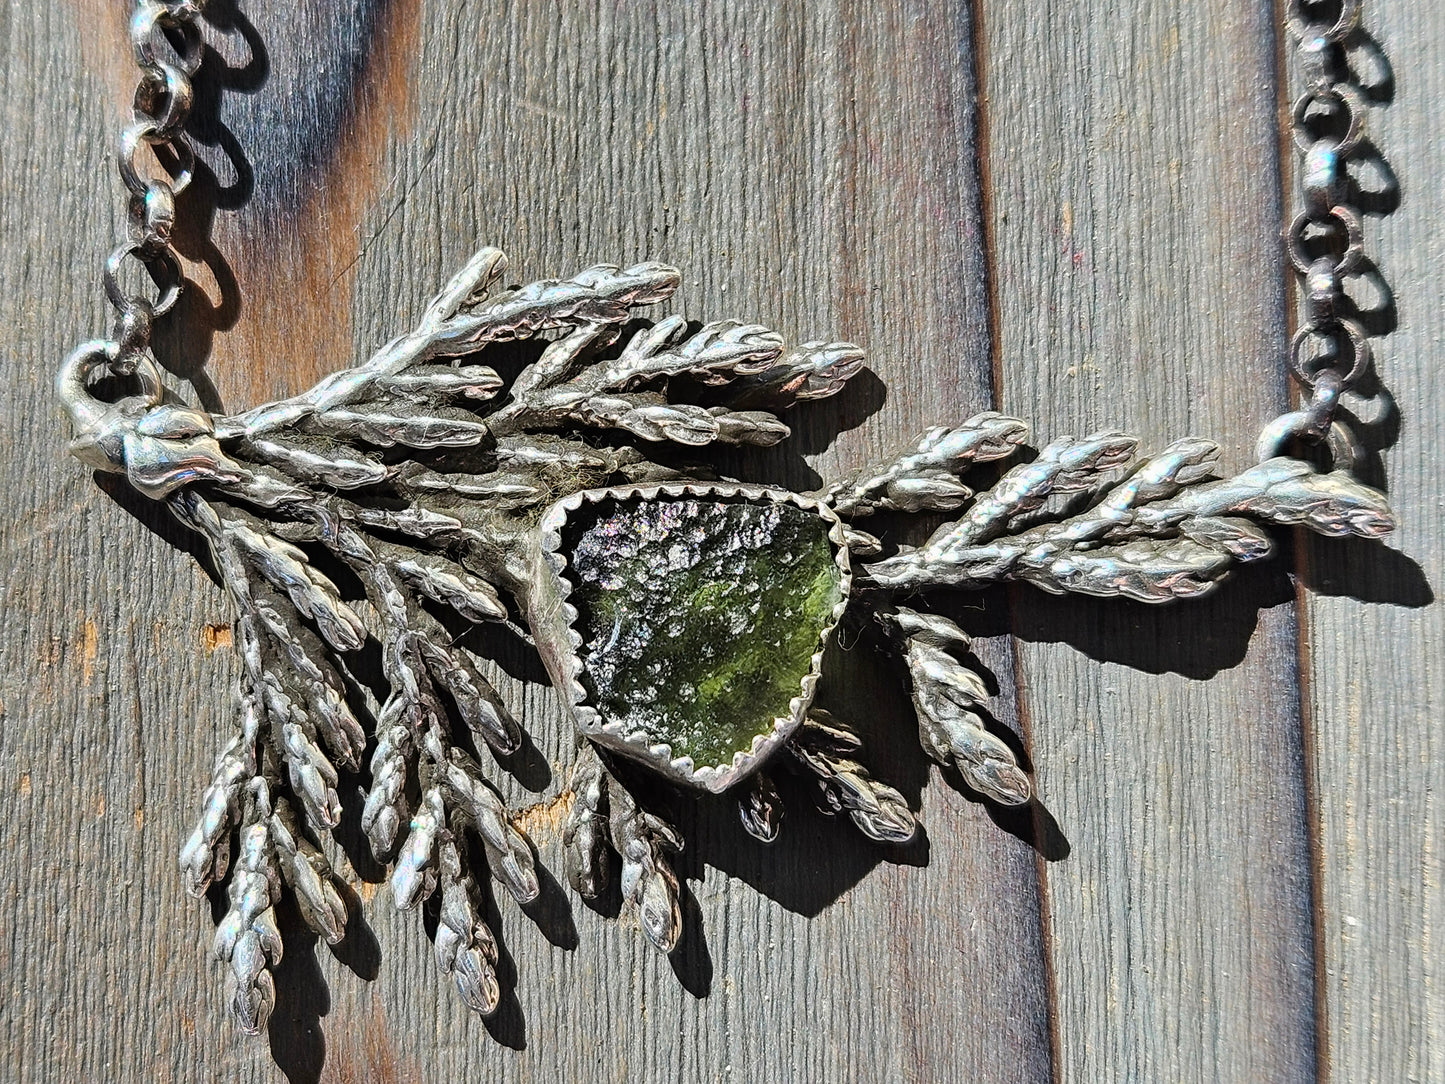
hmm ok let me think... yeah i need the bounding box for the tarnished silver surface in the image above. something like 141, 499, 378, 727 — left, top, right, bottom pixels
58, 243, 1395, 1032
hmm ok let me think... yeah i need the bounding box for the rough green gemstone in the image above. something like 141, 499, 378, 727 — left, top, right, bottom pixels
565, 496, 843, 769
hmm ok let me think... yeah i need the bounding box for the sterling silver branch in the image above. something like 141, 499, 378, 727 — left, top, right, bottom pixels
434, 834, 503, 1015
562, 745, 684, 953
881, 607, 1030, 805
213, 780, 283, 1036
608, 773, 684, 954
562, 743, 612, 900
58, 243, 1396, 1030
825, 412, 1029, 516
115, 249, 856, 1003
860, 434, 1393, 602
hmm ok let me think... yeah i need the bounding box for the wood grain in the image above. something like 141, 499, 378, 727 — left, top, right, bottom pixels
977, 2, 1321, 1081
1300, 5, 1445, 1081
0, 1, 1436, 1082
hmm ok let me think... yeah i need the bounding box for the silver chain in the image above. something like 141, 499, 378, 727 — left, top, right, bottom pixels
101, 0, 205, 376
1275, 0, 1372, 454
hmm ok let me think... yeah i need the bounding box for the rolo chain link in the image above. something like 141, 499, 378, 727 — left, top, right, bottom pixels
1275, 0, 1373, 460
103, 0, 205, 376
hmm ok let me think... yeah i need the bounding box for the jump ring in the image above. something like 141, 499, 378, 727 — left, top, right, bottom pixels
118, 121, 194, 196
1289, 317, 1371, 390
57, 341, 166, 420
127, 179, 177, 250
131, 0, 204, 76
1256, 411, 1363, 474
1286, 205, 1364, 275
1304, 369, 1344, 429
1292, 84, 1365, 156
1286, 0, 1361, 44
104, 242, 183, 318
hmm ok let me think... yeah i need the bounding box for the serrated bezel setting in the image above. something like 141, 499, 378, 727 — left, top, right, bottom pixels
530, 481, 852, 793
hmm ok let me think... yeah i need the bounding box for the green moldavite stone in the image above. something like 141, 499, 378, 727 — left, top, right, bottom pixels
565, 496, 843, 769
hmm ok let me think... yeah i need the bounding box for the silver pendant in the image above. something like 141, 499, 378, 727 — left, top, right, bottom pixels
57, 246, 1393, 1033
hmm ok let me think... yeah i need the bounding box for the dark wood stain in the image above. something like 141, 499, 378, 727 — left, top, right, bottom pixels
204, 0, 424, 405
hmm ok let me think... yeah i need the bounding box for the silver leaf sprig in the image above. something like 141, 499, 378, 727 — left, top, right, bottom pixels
271, 798, 349, 946
562, 744, 684, 953
170, 493, 356, 846
825, 412, 1030, 516
168, 485, 544, 1025
736, 771, 785, 844
609, 776, 685, 954
311, 522, 541, 988
212, 779, 283, 1036
435, 742, 540, 906
785, 710, 918, 844
861, 429, 1394, 602
880, 607, 1030, 805
561, 743, 612, 899
178, 694, 258, 898
434, 833, 503, 1015
483, 315, 862, 448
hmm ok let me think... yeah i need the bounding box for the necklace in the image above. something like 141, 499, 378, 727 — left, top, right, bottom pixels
57, 0, 1393, 1037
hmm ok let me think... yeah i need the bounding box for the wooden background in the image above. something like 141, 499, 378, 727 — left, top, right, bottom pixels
0, 1, 1439, 1081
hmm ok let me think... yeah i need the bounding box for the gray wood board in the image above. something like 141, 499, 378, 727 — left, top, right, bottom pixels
0, 2, 1435, 1082
979, 2, 1317, 1081
1301, 3, 1445, 1081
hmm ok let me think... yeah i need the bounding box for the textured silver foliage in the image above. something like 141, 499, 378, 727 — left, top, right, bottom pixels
737, 771, 785, 843
437, 744, 539, 905
562, 742, 683, 950
271, 800, 348, 945
609, 774, 685, 954
434, 836, 503, 1015
883, 607, 1030, 805
862, 434, 1393, 601
825, 412, 1029, 516
212, 782, 283, 1036
788, 710, 918, 844
561, 743, 612, 899
58, 245, 1394, 1033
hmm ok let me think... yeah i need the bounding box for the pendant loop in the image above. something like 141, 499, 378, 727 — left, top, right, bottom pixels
1256, 374, 1363, 474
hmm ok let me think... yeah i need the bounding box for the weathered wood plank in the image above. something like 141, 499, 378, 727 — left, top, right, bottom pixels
5, 2, 1439, 1083
0, 7, 246, 1083
978, 1, 1326, 1081
1, 2, 1054, 1082
1300, 4, 1445, 1080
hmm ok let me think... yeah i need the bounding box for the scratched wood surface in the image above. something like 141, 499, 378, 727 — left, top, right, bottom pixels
0, 2, 1437, 1082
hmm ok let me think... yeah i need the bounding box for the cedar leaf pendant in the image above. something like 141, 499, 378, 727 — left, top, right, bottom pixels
57, 247, 1393, 1033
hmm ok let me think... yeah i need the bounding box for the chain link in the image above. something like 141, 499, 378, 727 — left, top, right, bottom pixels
1278, 0, 1374, 464
102, 0, 206, 375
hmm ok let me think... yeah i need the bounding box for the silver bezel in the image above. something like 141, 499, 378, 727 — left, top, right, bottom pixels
529, 481, 852, 793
